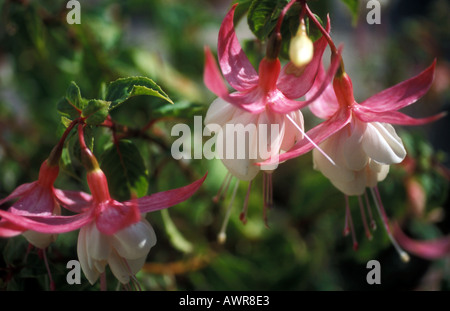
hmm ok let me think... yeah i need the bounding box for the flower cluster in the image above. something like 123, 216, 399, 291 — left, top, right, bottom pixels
0, 120, 206, 288
0, 0, 446, 291
204, 1, 444, 257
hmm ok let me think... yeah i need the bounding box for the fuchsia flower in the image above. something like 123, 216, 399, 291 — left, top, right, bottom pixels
0, 160, 62, 249
204, 5, 340, 116
0, 125, 207, 285
263, 60, 444, 187
259, 59, 445, 256
72, 165, 203, 285
203, 4, 341, 232
0, 164, 206, 285
394, 223, 450, 260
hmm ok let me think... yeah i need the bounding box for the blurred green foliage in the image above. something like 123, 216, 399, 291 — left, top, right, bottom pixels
0, 0, 449, 291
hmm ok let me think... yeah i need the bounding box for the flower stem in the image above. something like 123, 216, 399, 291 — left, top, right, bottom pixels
305, 4, 336, 55
47, 118, 79, 166
305, 4, 345, 75
78, 123, 100, 171
267, 0, 298, 59
274, 0, 298, 35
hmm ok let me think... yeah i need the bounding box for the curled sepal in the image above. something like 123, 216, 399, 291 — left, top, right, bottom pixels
131, 173, 207, 213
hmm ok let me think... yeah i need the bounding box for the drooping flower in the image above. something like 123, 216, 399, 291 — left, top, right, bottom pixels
0, 159, 63, 249
0, 167, 206, 285
260, 59, 444, 257
394, 223, 450, 260
0, 120, 84, 249
0, 125, 207, 285
203, 4, 341, 235
66, 164, 206, 285
267, 60, 444, 180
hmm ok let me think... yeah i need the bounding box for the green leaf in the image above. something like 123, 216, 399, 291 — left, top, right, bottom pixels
60, 116, 73, 128
151, 100, 203, 118
66, 81, 84, 110
341, 0, 360, 25
248, 0, 289, 41
100, 140, 149, 201
232, 0, 253, 25
57, 97, 79, 120
105, 76, 174, 111
81, 99, 110, 125
57, 82, 88, 120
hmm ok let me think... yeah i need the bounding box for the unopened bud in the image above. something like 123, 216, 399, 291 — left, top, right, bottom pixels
289, 20, 314, 67
81, 146, 100, 172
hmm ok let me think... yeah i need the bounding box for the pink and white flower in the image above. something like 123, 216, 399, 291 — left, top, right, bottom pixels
0, 160, 62, 249
262, 60, 444, 196
0, 131, 207, 285
203, 5, 341, 231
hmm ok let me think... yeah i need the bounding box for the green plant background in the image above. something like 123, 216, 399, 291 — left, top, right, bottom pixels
0, 0, 449, 291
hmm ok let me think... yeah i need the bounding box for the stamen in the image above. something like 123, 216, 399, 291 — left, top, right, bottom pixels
218, 179, 240, 244
24, 243, 33, 263
345, 196, 358, 250
213, 172, 232, 203
370, 187, 410, 263
364, 190, 377, 230
42, 248, 55, 291
240, 180, 253, 225
123, 257, 142, 291
100, 272, 107, 291
262, 173, 270, 228
343, 196, 350, 236
286, 114, 336, 166
358, 196, 372, 240
268, 173, 273, 207
123, 282, 132, 291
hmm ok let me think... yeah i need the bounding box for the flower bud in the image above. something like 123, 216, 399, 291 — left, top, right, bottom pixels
86, 169, 111, 204
289, 20, 314, 68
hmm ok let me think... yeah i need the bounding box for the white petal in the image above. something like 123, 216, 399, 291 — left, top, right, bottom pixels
280, 110, 304, 152
108, 250, 130, 284
77, 225, 101, 285
111, 219, 156, 260
330, 169, 366, 196
313, 130, 355, 184
126, 256, 148, 276
313, 127, 367, 196
342, 120, 368, 171
22, 231, 57, 249
362, 122, 406, 165
256, 111, 285, 162
221, 159, 259, 181
204, 97, 238, 127
367, 159, 390, 184
218, 112, 261, 181
86, 223, 111, 261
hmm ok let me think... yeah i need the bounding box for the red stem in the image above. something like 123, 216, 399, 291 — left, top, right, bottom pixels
47, 118, 80, 166
78, 123, 88, 150
305, 4, 338, 55
275, 0, 298, 35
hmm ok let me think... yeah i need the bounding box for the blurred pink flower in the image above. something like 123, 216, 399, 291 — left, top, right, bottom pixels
0, 160, 64, 249
394, 223, 450, 260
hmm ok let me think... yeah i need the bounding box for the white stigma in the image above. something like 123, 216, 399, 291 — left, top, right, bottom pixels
286, 114, 336, 166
